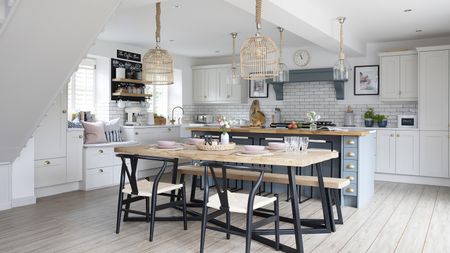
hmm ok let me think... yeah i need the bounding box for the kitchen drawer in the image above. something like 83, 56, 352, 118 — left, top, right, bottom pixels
85, 167, 114, 190
343, 136, 358, 148
343, 160, 358, 172
343, 171, 357, 184
84, 147, 119, 169
343, 147, 358, 160
343, 183, 357, 196
35, 157, 67, 188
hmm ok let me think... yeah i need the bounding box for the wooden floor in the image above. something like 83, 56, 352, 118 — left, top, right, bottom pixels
0, 180, 449, 253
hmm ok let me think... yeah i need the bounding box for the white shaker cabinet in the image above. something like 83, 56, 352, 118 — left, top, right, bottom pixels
417, 49, 449, 130
66, 129, 84, 182
379, 51, 418, 101
376, 130, 420, 176
419, 131, 449, 178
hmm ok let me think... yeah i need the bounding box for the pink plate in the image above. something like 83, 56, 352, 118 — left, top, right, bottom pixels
157, 140, 176, 146
240, 149, 270, 155
267, 142, 286, 150
243, 145, 265, 151
157, 144, 178, 149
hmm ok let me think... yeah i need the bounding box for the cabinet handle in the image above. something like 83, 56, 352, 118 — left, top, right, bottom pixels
168, 128, 172, 131
43, 160, 51, 165
204, 96, 207, 98
347, 140, 355, 145
62, 109, 67, 114
99, 169, 104, 173
347, 152, 355, 157
78, 135, 83, 139
399, 90, 402, 95
346, 188, 354, 193
396, 134, 400, 137
227, 95, 230, 98
135, 132, 139, 135
390, 134, 394, 137
346, 176, 354, 181
346, 164, 355, 169
98, 149, 104, 154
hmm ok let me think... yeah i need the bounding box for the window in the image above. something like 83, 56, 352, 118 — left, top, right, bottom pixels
68, 59, 96, 118
148, 69, 183, 119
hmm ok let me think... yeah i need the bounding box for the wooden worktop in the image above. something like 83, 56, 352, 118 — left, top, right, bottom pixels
188, 127, 371, 137
115, 145, 338, 167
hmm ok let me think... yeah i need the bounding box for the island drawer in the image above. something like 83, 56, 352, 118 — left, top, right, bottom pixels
343, 136, 358, 148
343, 183, 357, 196
343, 147, 357, 160
343, 171, 357, 184
343, 160, 358, 172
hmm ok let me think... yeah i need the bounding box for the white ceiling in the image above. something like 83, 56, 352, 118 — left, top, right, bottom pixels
98, 0, 450, 58
97, 0, 313, 57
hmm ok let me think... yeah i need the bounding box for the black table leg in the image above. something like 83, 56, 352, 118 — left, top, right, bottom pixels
287, 166, 304, 253
315, 163, 334, 232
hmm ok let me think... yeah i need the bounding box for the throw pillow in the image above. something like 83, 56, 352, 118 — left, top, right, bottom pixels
104, 118, 123, 142
81, 121, 107, 144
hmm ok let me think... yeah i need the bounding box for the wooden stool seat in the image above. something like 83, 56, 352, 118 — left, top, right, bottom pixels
122, 180, 184, 197
207, 191, 277, 214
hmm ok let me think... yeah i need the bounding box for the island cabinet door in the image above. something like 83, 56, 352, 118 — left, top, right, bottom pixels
376, 130, 396, 174
420, 131, 449, 178
395, 130, 420, 175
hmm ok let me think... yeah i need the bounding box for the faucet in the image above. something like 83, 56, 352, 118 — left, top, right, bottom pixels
170, 106, 184, 125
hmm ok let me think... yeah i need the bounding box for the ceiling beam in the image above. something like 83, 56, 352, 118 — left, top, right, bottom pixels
224, 0, 366, 56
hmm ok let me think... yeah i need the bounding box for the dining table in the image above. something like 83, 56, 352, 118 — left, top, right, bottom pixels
114, 144, 339, 253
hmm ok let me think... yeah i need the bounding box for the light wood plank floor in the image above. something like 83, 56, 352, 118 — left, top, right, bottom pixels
0, 180, 449, 253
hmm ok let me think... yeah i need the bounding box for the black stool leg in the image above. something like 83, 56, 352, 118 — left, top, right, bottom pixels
274, 194, 280, 250
190, 175, 198, 202
182, 182, 188, 230
115, 192, 123, 234
145, 197, 150, 222
245, 211, 254, 253
226, 211, 231, 239
123, 194, 131, 221
149, 194, 157, 241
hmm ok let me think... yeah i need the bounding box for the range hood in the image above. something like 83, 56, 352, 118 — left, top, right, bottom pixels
269, 68, 345, 100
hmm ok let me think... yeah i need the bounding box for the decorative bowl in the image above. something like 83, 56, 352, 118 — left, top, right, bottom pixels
157, 140, 176, 147
267, 142, 286, 150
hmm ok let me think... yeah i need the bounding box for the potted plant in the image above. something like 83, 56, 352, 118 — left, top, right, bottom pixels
307, 111, 320, 130
363, 108, 375, 127
374, 114, 388, 127
217, 116, 231, 144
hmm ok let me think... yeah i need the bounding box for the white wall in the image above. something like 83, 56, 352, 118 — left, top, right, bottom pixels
0, 163, 11, 211
11, 138, 36, 207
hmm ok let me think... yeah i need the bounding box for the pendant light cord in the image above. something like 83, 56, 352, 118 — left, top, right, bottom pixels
338, 17, 345, 60
255, 0, 262, 32
278, 27, 284, 61
155, 2, 161, 44
231, 33, 237, 69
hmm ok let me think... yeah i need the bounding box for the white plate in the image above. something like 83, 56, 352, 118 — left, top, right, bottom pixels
240, 149, 270, 155
157, 145, 179, 149
265, 146, 286, 151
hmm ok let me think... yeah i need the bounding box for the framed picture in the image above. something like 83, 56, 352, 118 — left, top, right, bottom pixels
354, 65, 379, 95
249, 79, 269, 98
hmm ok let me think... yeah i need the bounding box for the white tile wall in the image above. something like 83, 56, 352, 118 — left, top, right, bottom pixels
183, 81, 417, 128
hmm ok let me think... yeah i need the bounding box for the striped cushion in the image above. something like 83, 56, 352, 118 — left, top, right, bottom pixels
105, 130, 123, 142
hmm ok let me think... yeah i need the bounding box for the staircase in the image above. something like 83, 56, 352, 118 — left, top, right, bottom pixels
0, 0, 122, 163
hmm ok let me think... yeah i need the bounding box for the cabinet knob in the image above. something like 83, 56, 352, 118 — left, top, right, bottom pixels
204, 96, 207, 98
98, 149, 104, 153
62, 109, 67, 114
227, 95, 230, 98
346, 164, 355, 169
168, 128, 172, 131
396, 134, 400, 137
135, 132, 139, 135
347, 152, 355, 157
390, 134, 394, 137
44, 160, 51, 165
99, 169, 104, 173
347, 140, 355, 145
346, 188, 354, 193
346, 176, 354, 181
78, 135, 83, 139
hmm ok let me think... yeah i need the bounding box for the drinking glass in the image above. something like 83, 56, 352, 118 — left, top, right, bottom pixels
299, 137, 309, 151
285, 136, 301, 151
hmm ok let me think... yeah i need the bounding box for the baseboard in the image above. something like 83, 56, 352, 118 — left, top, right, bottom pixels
0, 201, 12, 211
375, 173, 450, 187
11, 195, 36, 208
35, 181, 80, 198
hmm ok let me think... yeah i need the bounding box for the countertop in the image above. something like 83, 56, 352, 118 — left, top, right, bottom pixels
188, 127, 372, 137
122, 124, 181, 129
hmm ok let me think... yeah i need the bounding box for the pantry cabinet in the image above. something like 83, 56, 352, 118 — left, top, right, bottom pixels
192, 64, 244, 104
417, 48, 449, 130
379, 51, 418, 101
376, 130, 419, 176
419, 131, 449, 178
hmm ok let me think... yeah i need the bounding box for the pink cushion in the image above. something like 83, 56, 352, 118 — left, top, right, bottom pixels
82, 121, 107, 144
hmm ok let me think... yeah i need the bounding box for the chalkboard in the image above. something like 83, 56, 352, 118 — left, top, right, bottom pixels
117, 50, 141, 62
111, 58, 142, 79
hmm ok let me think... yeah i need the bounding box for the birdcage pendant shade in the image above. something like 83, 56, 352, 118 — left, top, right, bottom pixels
240, 35, 280, 80
142, 47, 174, 85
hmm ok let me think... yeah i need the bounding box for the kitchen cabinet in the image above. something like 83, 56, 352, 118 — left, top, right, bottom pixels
66, 129, 84, 182
192, 64, 243, 104
419, 131, 449, 178
417, 48, 449, 130
379, 51, 418, 101
376, 130, 419, 176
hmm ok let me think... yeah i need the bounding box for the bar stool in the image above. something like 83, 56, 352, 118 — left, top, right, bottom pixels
199, 162, 280, 253
115, 154, 188, 241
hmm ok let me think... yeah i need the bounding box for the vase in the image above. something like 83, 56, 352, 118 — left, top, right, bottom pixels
364, 119, 374, 127
309, 122, 317, 130
220, 132, 229, 145
377, 119, 388, 128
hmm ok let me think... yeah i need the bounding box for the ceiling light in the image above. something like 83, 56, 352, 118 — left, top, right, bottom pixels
416, 29, 423, 32
403, 9, 412, 12
230, 32, 240, 85
174, 3, 181, 8
142, 2, 174, 85
240, 0, 280, 80
273, 27, 289, 83
333, 17, 351, 82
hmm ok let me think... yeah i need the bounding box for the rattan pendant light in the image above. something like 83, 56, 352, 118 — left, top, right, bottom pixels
333, 17, 351, 81
142, 2, 174, 85
273, 27, 289, 82
230, 32, 240, 85
240, 0, 279, 80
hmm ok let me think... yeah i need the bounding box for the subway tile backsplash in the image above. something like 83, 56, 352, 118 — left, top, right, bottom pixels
183, 82, 417, 128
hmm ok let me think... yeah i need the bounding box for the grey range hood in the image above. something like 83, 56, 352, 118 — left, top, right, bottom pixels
269, 68, 345, 100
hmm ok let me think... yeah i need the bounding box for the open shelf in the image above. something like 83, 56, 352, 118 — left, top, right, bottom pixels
112, 92, 152, 98
112, 78, 146, 84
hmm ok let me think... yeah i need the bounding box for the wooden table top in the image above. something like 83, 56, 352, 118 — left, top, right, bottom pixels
114, 145, 339, 167
188, 127, 370, 137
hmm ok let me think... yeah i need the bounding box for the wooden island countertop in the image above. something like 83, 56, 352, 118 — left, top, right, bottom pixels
188, 127, 372, 137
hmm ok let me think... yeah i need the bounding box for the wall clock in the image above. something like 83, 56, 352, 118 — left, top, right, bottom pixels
293, 50, 310, 67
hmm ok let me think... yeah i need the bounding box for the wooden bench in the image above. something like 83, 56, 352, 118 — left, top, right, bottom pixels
178, 165, 348, 228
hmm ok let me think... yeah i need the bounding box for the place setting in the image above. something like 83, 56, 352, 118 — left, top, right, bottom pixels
146, 141, 184, 151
